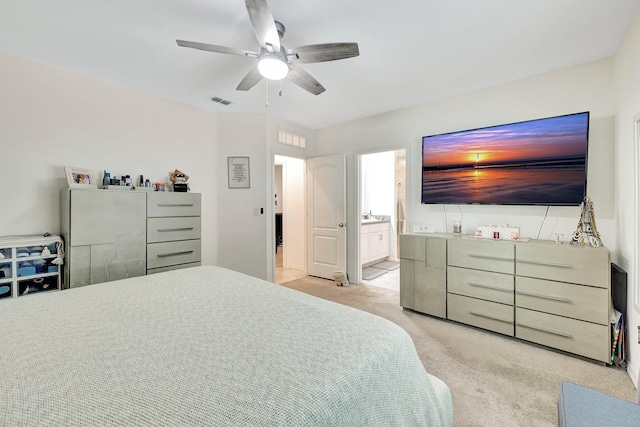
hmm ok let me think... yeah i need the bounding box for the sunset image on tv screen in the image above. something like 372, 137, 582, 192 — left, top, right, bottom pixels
421, 112, 589, 205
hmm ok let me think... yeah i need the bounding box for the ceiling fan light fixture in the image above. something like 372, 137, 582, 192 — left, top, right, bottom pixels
258, 55, 289, 80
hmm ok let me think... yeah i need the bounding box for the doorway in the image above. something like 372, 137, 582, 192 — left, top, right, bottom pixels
358, 149, 406, 289
274, 155, 306, 284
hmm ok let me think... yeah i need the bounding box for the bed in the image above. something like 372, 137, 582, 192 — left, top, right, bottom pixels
0, 266, 452, 426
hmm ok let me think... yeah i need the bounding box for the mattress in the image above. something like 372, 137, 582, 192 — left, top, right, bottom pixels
0, 266, 452, 426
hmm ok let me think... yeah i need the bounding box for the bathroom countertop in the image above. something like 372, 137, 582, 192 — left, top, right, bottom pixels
361, 217, 391, 225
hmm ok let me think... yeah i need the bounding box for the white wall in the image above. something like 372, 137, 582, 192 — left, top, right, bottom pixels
0, 49, 315, 283
361, 151, 395, 218
316, 57, 616, 289
361, 150, 399, 263
215, 114, 269, 279
0, 51, 219, 265
613, 11, 640, 388
279, 156, 305, 271
215, 114, 314, 281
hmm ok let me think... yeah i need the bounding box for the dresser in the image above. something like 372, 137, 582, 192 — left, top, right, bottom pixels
61, 190, 201, 287
146, 192, 202, 274
399, 234, 447, 318
399, 233, 612, 363
514, 241, 610, 362
61, 189, 146, 288
447, 238, 515, 337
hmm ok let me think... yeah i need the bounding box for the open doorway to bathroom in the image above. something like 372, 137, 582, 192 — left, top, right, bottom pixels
359, 149, 406, 290
274, 155, 306, 284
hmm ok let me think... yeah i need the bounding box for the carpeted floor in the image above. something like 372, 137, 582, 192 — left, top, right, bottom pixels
279, 276, 637, 427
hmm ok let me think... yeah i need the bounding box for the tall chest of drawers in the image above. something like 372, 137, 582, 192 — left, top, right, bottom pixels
146, 192, 202, 274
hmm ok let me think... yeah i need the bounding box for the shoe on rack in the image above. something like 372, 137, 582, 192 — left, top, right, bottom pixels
16, 247, 29, 257
29, 246, 42, 257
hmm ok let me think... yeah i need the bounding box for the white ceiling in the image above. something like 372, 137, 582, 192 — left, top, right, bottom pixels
1, 1, 639, 129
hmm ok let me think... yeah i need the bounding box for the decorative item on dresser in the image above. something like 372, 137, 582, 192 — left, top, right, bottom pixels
169, 169, 190, 192
570, 196, 603, 247
60, 189, 201, 288
0, 234, 63, 299
64, 166, 98, 189
400, 233, 612, 363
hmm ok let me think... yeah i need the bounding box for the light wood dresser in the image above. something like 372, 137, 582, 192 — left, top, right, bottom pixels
146, 192, 202, 274
400, 233, 611, 363
61, 190, 201, 287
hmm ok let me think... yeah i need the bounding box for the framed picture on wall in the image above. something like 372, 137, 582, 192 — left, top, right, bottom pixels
64, 166, 98, 189
228, 157, 250, 189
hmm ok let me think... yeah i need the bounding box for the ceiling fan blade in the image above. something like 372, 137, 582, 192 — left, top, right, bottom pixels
286, 64, 326, 95
176, 40, 257, 57
286, 43, 360, 63
245, 0, 280, 51
236, 66, 263, 91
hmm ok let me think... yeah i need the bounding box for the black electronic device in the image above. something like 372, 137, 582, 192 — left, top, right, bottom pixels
611, 263, 627, 318
173, 183, 189, 192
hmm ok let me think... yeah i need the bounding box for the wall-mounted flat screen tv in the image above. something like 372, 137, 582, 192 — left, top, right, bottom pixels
421, 111, 589, 206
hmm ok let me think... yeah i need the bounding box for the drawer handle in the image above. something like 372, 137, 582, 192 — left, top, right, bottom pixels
157, 203, 195, 207
517, 322, 573, 338
157, 227, 195, 232
517, 259, 572, 269
469, 282, 512, 293
468, 254, 513, 262
157, 250, 194, 258
470, 311, 512, 324
516, 290, 572, 304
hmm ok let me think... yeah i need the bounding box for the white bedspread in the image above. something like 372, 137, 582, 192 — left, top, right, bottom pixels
0, 266, 452, 426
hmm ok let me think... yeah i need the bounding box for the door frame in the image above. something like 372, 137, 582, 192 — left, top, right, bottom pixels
354, 145, 408, 284
270, 149, 308, 283
634, 110, 640, 311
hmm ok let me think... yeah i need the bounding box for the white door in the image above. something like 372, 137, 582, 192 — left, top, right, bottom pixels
306, 155, 347, 279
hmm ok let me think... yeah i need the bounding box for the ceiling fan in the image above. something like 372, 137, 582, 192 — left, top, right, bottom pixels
176, 0, 359, 95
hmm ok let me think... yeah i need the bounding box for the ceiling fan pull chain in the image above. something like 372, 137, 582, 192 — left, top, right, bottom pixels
279, 80, 283, 97
265, 78, 269, 108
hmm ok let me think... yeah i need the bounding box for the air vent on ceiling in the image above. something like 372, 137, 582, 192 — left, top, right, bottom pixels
211, 96, 232, 105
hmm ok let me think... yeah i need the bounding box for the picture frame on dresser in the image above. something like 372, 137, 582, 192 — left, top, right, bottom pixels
227, 156, 250, 189
64, 166, 98, 189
